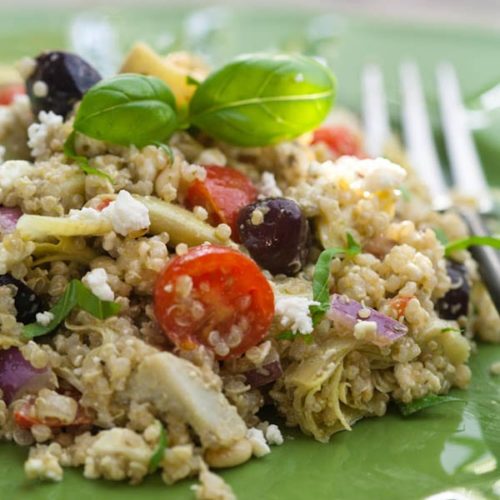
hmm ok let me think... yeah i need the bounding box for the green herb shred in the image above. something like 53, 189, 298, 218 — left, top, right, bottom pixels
22, 279, 121, 339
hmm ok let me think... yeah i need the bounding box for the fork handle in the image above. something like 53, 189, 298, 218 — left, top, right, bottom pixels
459, 209, 500, 314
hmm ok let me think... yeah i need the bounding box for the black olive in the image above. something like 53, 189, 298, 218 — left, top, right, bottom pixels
436, 260, 470, 320
0, 274, 43, 324
26, 51, 101, 118
237, 197, 310, 276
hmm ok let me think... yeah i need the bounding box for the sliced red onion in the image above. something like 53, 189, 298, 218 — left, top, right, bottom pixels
243, 359, 283, 388
0, 207, 22, 234
327, 294, 408, 346
0, 347, 51, 404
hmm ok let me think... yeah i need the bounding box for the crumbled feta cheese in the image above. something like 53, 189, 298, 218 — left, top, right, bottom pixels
274, 294, 319, 335
265, 424, 284, 446
258, 172, 283, 198
36, 311, 54, 326
246, 428, 270, 457
27, 111, 63, 158
101, 190, 150, 236
82, 268, 115, 301
68, 206, 102, 221
0, 160, 34, 190
311, 157, 407, 194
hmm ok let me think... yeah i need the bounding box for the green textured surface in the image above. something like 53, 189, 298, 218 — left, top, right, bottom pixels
1, 6, 500, 499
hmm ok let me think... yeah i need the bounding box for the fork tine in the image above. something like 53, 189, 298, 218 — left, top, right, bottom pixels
361, 64, 390, 158
399, 61, 452, 211
436, 62, 494, 214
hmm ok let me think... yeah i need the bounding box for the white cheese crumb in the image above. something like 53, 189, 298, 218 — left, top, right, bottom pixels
36, 311, 54, 326
101, 190, 150, 236
82, 268, 115, 301
265, 424, 284, 446
246, 428, 270, 457
68, 206, 102, 221
27, 111, 63, 158
274, 294, 319, 335
258, 172, 283, 198
0, 160, 34, 190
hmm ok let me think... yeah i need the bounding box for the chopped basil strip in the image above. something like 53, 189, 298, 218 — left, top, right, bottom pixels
149, 421, 168, 472
433, 227, 449, 246
445, 235, 500, 256
22, 279, 120, 339
276, 330, 313, 343
396, 394, 464, 416
152, 141, 174, 163
63, 131, 113, 182
309, 233, 361, 325
399, 185, 412, 202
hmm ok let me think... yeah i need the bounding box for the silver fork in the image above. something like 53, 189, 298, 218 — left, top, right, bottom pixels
361, 61, 500, 312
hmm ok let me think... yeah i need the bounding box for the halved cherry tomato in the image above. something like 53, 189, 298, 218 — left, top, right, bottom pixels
154, 245, 274, 359
14, 397, 92, 429
312, 125, 365, 158
0, 83, 25, 105
185, 165, 257, 241
389, 296, 412, 318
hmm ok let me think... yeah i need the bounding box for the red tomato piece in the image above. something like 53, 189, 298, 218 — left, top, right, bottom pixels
185, 165, 257, 241
14, 397, 92, 429
389, 296, 412, 318
0, 83, 25, 105
312, 125, 365, 158
154, 245, 274, 359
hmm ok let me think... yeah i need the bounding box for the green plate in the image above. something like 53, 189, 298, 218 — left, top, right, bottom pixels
1, 6, 500, 499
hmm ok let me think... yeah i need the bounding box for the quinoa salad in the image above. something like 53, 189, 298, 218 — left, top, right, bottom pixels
0, 44, 499, 499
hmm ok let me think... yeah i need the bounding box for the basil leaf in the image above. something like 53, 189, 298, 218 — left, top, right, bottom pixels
310, 233, 361, 325
445, 235, 500, 256
64, 131, 113, 182
433, 227, 449, 246
22, 279, 120, 339
397, 394, 464, 416
73, 74, 178, 148
152, 141, 174, 163
149, 421, 168, 472
276, 330, 313, 343
189, 53, 336, 147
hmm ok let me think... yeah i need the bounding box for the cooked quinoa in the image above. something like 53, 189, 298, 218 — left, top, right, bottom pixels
0, 47, 498, 500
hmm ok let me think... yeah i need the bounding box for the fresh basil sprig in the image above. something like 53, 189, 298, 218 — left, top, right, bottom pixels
22, 279, 121, 339
189, 53, 336, 147
309, 233, 361, 325
396, 394, 464, 416
64, 131, 113, 182
148, 421, 168, 472
444, 235, 500, 256
71, 74, 178, 148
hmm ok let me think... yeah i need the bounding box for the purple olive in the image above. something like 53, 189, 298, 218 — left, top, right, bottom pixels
237, 197, 310, 276
436, 260, 470, 320
0, 274, 43, 324
26, 51, 101, 118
